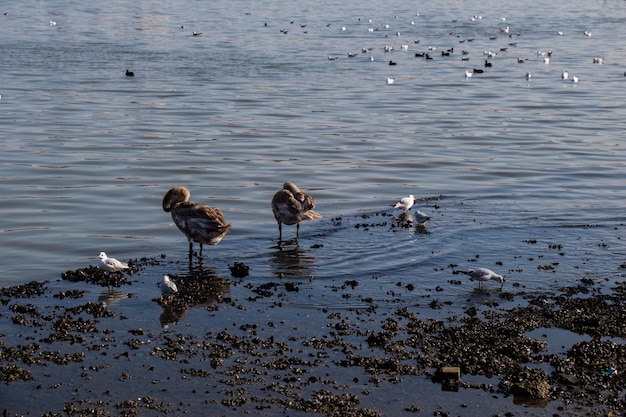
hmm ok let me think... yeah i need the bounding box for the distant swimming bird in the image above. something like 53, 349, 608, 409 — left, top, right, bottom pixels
472, 68, 484, 74
161, 275, 178, 297
592, 57, 604, 64
462, 267, 504, 290
572, 75, 579, 83
386, 77, 395, 84
525, 72, 532, 80
125, 69, 134, 77
193, 31, 202, 36
97, 252, 129, 274
328, 55, 339, 60
556, 31, 564, 36
389, 60, 397, 65
561, 70, 569, 80
465, 70, 473, 78
162, 186, 231, 257
484, 60, 492, 67
583, 31, 591, 37
271, 182, 321, 241
517, 57, 528, 63
544, 57, 550, 64
393, 195, 416, 213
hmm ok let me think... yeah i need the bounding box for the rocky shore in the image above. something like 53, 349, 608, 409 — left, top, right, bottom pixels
2, 255, 626, 416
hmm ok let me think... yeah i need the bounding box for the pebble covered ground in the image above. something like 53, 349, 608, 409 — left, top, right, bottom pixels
2, 217, 626, 416
0, 252, 626, 416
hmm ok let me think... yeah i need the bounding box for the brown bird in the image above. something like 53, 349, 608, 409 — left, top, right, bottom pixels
162, 186, 231, 257
271, 182, 321, 241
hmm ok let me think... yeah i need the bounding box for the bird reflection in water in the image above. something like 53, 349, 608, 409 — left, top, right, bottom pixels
270, 242, 316, 280
98, 289, 130, 307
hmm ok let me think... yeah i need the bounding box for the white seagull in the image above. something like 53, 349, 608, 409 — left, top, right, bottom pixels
572, 75, 579, 83
561, 70, 569, 80
465, 70, 473, 78
393, 195, 416, 213
97, 252, 129, 273
465, 267, 504, 289
386, 77, 395, 84
161, 275, 178, 296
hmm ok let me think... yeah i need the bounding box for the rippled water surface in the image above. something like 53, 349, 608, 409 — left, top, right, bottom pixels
2, 0, 626, 414
1, 0, 626, 305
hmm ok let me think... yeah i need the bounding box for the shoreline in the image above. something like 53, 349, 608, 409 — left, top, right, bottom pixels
2, 256, 626, 416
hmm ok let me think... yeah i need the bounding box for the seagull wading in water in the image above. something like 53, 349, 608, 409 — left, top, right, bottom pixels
271, 181, 321, 241
393, 195, 416, 214
162, 186, 231, 257
97, 252, 129, 275
463, 267, 504, 290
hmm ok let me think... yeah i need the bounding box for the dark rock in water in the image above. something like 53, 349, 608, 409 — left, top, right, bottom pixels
61, 265, 132, 287
506, 367, 551, 399
229, 262, 250, 278
0, 281, 47, 298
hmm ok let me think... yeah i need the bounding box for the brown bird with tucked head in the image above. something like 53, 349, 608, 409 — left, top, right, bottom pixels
271, 181, 321, 241
162, 186, 231, 257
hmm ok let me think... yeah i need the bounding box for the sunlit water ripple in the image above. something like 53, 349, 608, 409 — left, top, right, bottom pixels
1, 0, 625, 303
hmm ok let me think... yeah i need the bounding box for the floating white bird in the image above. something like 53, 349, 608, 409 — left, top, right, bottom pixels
465, 267, 504, 289
161, 275, 178, 296
162, 186, 232, 257
572, 75, 579, 83
97, 252, 129, 273
386, 77, 395, 84
465, 70, 473, 78
583, 31, 591, 37
525, 72, 532, 80
393, 195, 416, 213
561, 70, 569, 80
592, 57, 604, 64
544, 57, 550, 64
271, 181, 321, 241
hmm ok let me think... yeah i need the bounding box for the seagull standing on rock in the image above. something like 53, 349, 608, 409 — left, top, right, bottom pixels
393, 195, 416, 214
97, 252, 129, 274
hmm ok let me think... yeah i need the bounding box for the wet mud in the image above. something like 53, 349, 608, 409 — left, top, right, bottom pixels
2, 214, 626, 416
